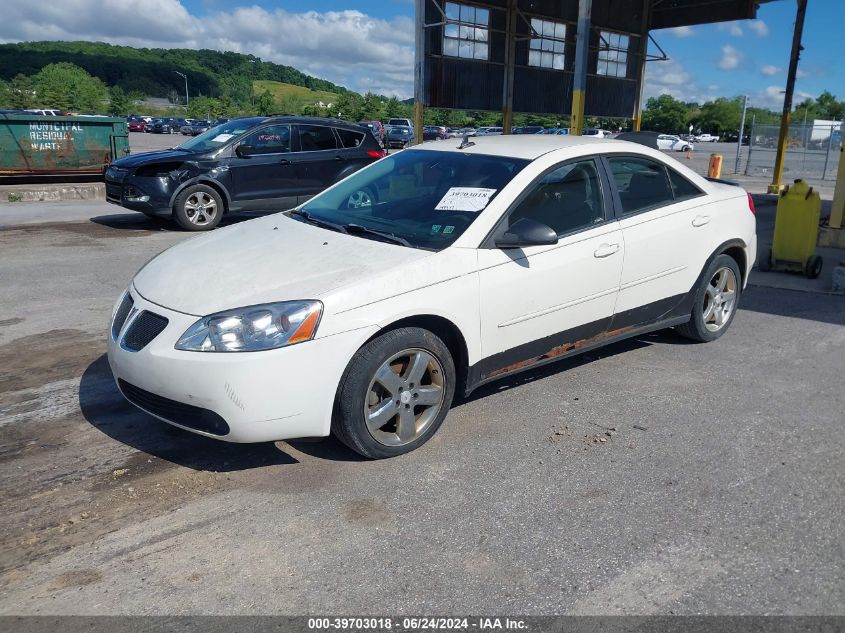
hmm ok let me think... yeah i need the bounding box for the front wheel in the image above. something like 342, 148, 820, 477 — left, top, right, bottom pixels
345, 185, 378, 209
333, 327, 456, 459
173, 184, 224, 231
676, 254, 742, 342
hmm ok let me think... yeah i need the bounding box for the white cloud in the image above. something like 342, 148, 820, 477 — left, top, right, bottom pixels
718, 45, 742, 70
643, 59, 691, 100
761, 65, 781, 76
666, 26, 694, 38
748, 20, 769, 37
718, 22, 743, 37
0, 0, 416, 97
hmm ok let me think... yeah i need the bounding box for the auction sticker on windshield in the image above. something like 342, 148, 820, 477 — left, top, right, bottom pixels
211, 133, 235, 143
435, 187, 497, 212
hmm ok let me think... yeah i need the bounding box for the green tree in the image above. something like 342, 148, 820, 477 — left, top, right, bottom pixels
359, 92, 385, 121
695, 97, 742, 135
188, 96, 222, 120
107, 85, 131, 115
32, 62, 107, 112
641, 94, 689, 133
255, 90, 275, 115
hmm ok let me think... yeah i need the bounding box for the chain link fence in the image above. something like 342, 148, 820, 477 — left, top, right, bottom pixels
740, 121, 841, 180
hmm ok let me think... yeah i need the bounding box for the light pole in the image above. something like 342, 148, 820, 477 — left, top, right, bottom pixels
173, 71, 188, 107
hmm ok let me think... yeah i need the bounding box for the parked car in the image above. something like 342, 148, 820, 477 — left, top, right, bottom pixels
127, 116, 148, 132
108, 135, 756, 458
458, 127, 478, 137
387, 125, 414, 148
696, 133, 719, 143
513, 126, 543, 135
387, 118, 414, 129
583, 128, 609, 138
181, 120, 212, 135
536, 128, 569, 135
104, 116, 386, 231
358, 120, 385, 146
149, 118, 185, 134
657, 134, 694, 152
476, 127, 503, 136
423, 125, 447, 141
445, 128, 461, 138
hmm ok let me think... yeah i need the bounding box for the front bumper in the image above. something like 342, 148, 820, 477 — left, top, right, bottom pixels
104, 175, 174, 216
107, 287, 377, 442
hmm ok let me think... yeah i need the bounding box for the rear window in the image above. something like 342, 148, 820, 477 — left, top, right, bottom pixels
298, 125, 337, 151
667, 168, 703, 200
337, 127, 366, 148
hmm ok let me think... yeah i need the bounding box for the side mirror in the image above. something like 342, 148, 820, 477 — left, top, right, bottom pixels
494, 217, 558, 249
235, 144, 255, 158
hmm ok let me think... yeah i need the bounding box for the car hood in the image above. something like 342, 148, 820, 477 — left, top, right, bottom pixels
132, 213, 434, 316
111, 149, 198, 169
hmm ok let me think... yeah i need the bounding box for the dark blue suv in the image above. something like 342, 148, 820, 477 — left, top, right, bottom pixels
105, 116, 385, 230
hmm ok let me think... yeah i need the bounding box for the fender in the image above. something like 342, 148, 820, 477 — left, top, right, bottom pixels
167, 175, 233, 212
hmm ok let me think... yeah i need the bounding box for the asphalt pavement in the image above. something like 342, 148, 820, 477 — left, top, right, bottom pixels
0, 198, 843, 616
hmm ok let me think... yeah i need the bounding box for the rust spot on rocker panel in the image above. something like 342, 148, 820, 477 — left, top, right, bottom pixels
485, 326, 635, 380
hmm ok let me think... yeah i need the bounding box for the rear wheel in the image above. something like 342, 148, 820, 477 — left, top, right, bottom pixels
173, 184, 224, 231
676, 254, 742, 342
806, 255, 823, 279
333, 327, 456, 459
345, 186, 377, 209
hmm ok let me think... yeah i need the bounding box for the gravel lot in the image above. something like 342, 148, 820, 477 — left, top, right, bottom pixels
0, 188, 843, 615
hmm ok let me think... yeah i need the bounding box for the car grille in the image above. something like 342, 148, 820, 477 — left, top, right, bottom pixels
118, 379, 230, 436
111, 293, 134, 339
105, 182, 123, 202
122, 311, 168, 351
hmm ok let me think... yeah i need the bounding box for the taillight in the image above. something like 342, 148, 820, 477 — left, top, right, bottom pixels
367, 149, 386, 159
747, 192, 756, 215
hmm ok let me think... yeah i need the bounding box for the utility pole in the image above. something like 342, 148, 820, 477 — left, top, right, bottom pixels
173, 71, 189, 107
768, 0, 807, 193
734, 95, 748, 174
570, 0, 592, 136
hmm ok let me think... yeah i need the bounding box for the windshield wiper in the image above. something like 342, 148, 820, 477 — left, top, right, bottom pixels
344, 223, 411, 247
289, 209, 348, 234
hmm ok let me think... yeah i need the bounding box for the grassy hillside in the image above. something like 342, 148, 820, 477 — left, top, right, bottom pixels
253, 80, 339, 107
0, 41, 351, 103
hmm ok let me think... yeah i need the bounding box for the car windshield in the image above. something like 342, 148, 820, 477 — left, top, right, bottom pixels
296, 149, 529, 251
177, 117, 264, 152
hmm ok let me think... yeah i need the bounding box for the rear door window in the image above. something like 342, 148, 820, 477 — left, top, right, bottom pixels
667, 168, 703, 201
336, 128, 366, 148
607, 156, 674, 214
240, 125, 291, 154
298, 125, 338, 151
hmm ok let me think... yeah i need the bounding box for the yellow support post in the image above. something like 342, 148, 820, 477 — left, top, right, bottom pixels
768, 0, 807, 194
570, 0, 592, 136
830, 136, 845, 230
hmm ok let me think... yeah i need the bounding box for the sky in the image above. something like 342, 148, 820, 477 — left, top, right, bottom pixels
0, 0, 841, 112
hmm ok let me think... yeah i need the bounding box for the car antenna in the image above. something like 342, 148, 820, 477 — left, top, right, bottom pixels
458, 133, 475, 150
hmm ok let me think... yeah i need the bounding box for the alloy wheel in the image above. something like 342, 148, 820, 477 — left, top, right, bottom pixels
184, 191, 218, 226
364, 348, 445, 446
702, 266, 737, 332
347, 189, 373, 208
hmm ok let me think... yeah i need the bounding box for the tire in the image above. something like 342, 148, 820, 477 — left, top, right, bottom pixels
758, 247, 772, 272
173, 184, 224, 231
344, 185, 378, 209
333, 327, 456, 459
806, 255, 823, 279
676, 254, 742, 343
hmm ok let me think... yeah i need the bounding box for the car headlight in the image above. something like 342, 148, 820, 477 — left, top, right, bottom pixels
175, 301, 322, 352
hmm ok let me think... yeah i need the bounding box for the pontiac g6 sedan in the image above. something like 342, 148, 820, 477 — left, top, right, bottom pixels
109, 135, 756, 459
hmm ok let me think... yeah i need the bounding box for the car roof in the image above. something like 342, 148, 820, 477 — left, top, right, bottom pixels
262, 115, 363, 130
410, 134, 636, 160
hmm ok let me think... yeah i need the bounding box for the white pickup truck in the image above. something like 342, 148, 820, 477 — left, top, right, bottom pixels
696, 133, 719, 142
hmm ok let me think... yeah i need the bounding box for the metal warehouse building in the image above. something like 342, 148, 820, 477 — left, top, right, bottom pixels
412, 0, 777, 135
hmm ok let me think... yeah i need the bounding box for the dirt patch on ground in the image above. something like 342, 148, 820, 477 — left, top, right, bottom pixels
0, 318, 24, 327
0, 220, 159, 248
0, 329, 102, 393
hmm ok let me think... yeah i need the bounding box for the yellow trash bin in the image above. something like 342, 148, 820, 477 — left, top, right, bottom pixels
759, 179, 823, 278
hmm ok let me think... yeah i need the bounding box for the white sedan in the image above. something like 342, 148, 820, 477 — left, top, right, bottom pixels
109, 135, 756, 458
657, 134, 694, 152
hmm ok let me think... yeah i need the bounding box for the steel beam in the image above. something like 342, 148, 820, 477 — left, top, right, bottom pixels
413, 0, 425, 145
570, 0, 592, 136
769, 0, 807, 194
502, 0, 517, 134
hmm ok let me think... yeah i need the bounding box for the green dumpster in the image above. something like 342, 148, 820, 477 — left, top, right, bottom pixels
0, 114, 129, 177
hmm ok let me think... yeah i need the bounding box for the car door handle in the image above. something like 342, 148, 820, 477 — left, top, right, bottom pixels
692, 215, 711, 227
334, 155, 345, 161
593, 243, 620, 258
278, 159, 291, 165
